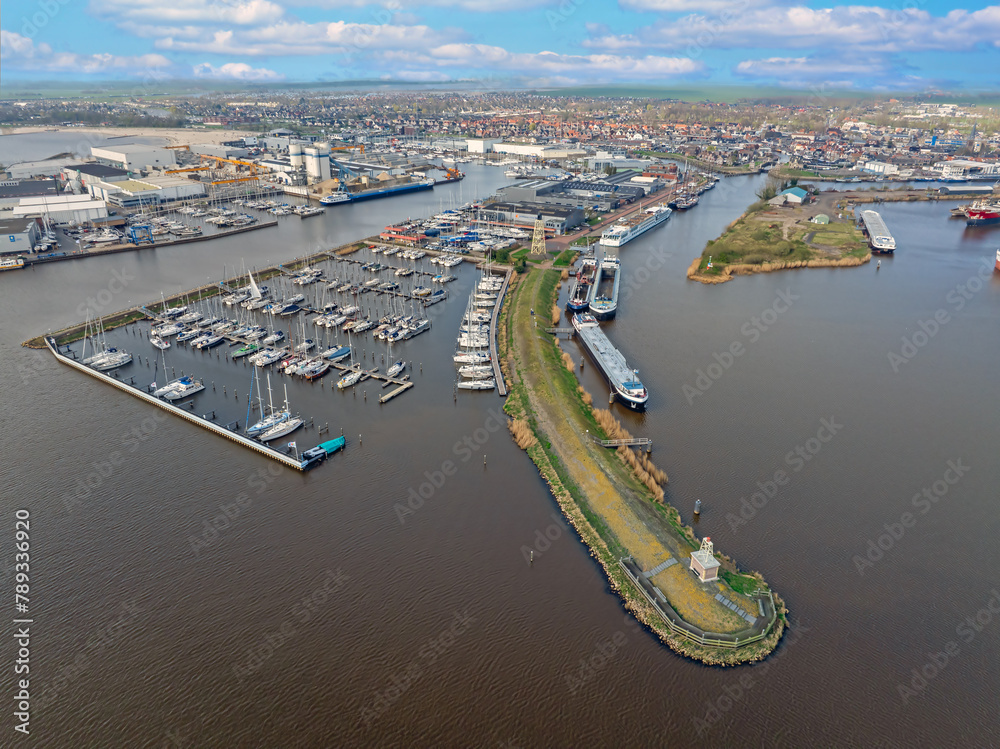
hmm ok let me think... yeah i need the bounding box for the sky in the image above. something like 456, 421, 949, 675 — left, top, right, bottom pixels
1, 0, 998, 91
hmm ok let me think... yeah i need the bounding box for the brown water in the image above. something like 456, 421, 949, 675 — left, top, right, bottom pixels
1, 164, 998, 746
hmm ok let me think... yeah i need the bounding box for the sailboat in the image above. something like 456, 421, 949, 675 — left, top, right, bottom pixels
259, 384, 303, 442
336, 332, 363, 389
82, 315, 133, 371
247, 371, 290, 437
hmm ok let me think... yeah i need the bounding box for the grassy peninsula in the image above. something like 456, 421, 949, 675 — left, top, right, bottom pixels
500, 266, 786, 665
688, 189, 871, 284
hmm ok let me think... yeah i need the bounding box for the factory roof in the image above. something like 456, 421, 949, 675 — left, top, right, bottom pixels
0, 180, 60, 199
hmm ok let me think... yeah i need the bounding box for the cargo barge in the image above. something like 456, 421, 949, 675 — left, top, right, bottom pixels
588, 256, 621, 320
860, 210, 896, 253
321, 178, 434, 205
572, 313, 648, 411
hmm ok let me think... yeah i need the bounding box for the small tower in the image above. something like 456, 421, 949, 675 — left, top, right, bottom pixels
530, 213, 547, 256
690, 536, 721, 582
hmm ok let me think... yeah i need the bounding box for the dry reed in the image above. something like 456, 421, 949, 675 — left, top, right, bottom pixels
508, 419, 537, 450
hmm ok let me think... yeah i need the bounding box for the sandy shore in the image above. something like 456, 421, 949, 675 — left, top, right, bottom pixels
1, 125, 257, 147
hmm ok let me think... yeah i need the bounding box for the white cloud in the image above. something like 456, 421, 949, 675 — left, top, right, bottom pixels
89, 0, 285, 25
380, 44, 705, 82
0, 30, 172, 74
154, 20, 457, 56
731, 53, 934, 89
193, 61, 284, 80
587, 4, 1000, 53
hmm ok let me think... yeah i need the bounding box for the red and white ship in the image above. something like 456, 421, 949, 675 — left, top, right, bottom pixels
966, 201, 1000, 226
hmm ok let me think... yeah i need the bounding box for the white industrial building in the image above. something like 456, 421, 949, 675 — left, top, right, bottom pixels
936, 159, 1000, 179
466, 138, 501, 153
6, 158, 84, 180
13, 194, 109, 223
861, 161, 900, 175
493, 143, 588, 160
86, 175, 205, 208
90, 145, 177, 172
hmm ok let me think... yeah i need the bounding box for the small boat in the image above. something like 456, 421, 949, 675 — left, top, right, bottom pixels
233, 343, 260, 359
457, 378, 495, 391
454, 351, 490, 364
300, 436, 347, 468
253, 349, 284, 367
262, 330, 285, 345
337, 369, 363, 389
387, 360, 406, 378
150, 334, 170, 350
302, 360, 331, 380
458, 364, 493, 379
195, 334, 224, 349
295, 338, 316, 353
162, 376, 205, 401
321, 345, 351, 362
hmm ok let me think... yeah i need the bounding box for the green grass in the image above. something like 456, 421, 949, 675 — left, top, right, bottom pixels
719, 569, 761, 597
511, 247, 530, 261
553, 250, 578, 267
702, 221, 814, 268
586, 216, 603, 226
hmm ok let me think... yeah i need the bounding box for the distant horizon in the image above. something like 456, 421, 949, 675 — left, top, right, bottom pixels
2, 79, 999, 108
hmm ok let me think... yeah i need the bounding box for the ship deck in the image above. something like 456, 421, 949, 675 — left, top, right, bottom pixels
576, 324, 634, 385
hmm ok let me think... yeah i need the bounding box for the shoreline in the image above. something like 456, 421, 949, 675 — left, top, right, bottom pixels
500, 267, 786, 665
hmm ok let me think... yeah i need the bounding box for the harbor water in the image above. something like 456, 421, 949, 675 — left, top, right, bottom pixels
1, 152, 998, 746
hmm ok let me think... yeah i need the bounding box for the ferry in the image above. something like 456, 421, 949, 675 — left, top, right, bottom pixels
599, 205, 672, 247
860, 210, 896, 253
320, 192, 351, 205
572, 314, 648, 411
0, 257, 26, 272
588, 256, 621, 320
567, 256, 597, 312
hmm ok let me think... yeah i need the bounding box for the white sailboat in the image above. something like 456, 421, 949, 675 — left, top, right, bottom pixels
259, 383, 303, 442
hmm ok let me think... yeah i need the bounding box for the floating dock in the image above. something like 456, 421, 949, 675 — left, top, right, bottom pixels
487, 269, 512, 396
860, 210, 896, 253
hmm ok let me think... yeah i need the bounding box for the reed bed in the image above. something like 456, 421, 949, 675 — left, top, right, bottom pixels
508, 418, 538, 450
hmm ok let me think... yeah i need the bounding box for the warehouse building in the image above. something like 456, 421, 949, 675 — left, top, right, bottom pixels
12, 194, 109, 223
0, 217, 41, 255
0, 179, 61, 211
477, 202, 583, 235
90, 145, 177, 172
6, 158, 84, 180
62, 164, 130, 192
86, 175, 206, 208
